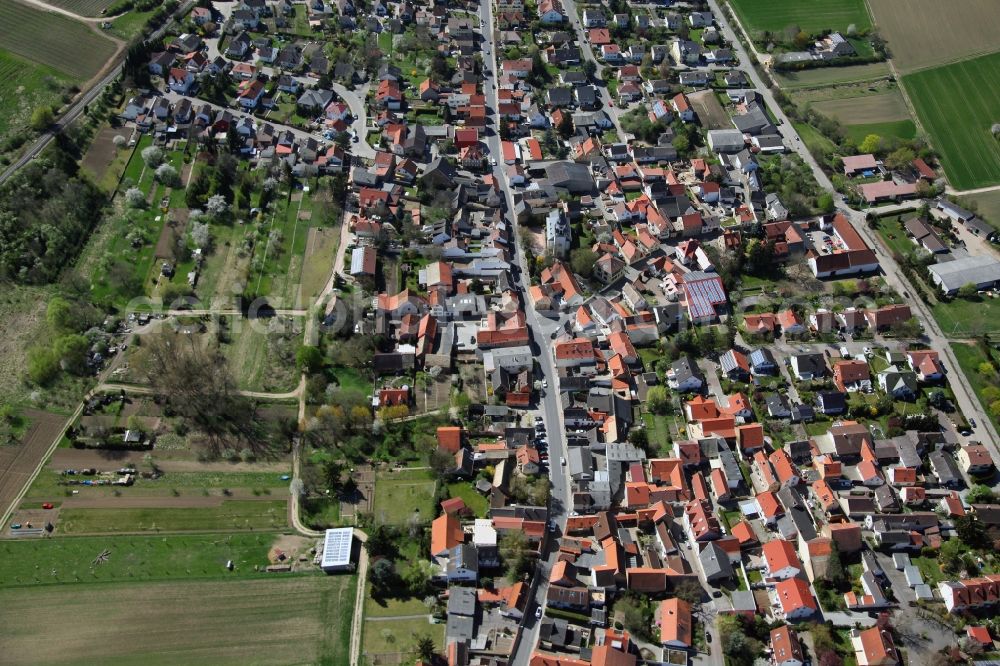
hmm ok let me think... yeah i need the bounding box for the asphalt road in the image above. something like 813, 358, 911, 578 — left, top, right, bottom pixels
479, 0, 574, 660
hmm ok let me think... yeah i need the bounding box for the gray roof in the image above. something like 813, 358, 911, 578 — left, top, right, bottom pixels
928, 254, 1000, 292
699, 542, 733, 580
447, 585, 477, 616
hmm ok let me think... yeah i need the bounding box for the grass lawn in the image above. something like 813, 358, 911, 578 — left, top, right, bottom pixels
951, 342, 1000, 432
0, 575, 355, 666
109, 8, 159, 40
728, 0, 871, 37
794, 122, 839, 158
329, 365, 372, 396
0, 533, 284, 585
638, 347, 661, 371
56, 500, 289, 534
642, 412, 673, 455
0, 49, 73, 149
447, 482, 489, 518
903, 51, 1000, 190
844, 119, 916, 143
804, 419, 833, 436
774, 62, 891, 89
300, 496, 342, 530
871, 215, 920, 258
932, 296, 1000, 337
219, 316, 302, 393
372, 469, 437, 526
363, 615, 444, 661
26, 470, 290, 499
911, 555, 946, 585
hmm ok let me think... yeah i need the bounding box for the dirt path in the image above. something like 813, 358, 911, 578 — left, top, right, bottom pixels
349, 529, 369, 666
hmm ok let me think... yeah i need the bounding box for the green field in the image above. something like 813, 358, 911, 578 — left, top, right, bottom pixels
220, 316, 302, 393
794, 122, 839, 157
363, 615, 444, 662
371, 469, 437, 526
958, 190, 1000, 228
933, 297, 1000, 337
0, 576, 355, 666
774, 62, 891, 89
728, 0, 871, 36
0, 1, 116, 80
56, 499, 289, 534
844, 120, 917, 143
903, 51, 1000, 190
43, 0, 116, 15
951, 342, 1000, 432
109, 7, 158, 40
25, 469, 291, 499
0, 50, 72, 143
0, 533, 282, 585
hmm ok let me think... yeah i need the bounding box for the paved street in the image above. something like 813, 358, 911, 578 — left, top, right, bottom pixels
556, 0, 627, 138
480, 0, 575, 661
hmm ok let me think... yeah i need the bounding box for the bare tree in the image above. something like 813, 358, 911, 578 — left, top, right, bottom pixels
136, 332, 269, 455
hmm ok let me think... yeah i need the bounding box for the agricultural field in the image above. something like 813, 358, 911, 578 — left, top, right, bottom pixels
0, 573, 355, 666
4, 395, 297, 533
932, 297, 1000, 338
80, 125, 134, 190
867, 0, 1000, 74
728, 0, 871, 37
371, 468, 437, 526
0, 410, 66, 528
0, 1, 117, 81
43, 0, 117, 16
54, 499, 289, 534
249, 187, 336, 308
903, 51, 1000, 190
809, 88, 916, 143
773, 61, 890, 89
0, 533, 282, 585
959, 191, 1000, 229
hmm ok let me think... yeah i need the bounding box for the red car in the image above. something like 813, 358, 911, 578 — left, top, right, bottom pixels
41, 503, 53, 510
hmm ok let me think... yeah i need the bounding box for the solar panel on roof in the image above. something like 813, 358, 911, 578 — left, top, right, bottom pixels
321, 528, 353, 568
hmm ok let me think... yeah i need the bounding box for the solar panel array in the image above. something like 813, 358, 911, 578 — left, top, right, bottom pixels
683, 274, 726, 320
321, 528, 353, 568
